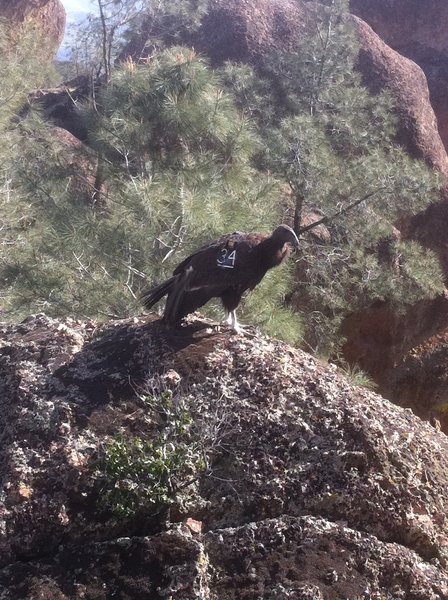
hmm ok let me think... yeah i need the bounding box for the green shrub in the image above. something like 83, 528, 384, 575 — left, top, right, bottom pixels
95, 390, 205, 518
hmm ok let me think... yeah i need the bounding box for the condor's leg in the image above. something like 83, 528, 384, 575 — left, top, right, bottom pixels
227, 310, 244, 333
221, 288, 243, 333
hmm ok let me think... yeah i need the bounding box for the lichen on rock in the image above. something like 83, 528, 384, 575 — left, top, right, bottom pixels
0, 314, 448, 597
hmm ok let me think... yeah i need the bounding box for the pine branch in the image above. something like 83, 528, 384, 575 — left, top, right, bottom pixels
297, 189, 383, 235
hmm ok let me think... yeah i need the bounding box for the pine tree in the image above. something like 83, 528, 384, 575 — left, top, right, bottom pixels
0, 22, 57, 316
3, 47, 302, 342
64, 0, 209, 80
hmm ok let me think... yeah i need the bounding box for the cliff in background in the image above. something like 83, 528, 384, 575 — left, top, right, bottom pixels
350, 0, 448, 154
1, 314, 448, 598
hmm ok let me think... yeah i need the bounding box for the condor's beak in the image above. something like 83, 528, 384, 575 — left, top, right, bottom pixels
290, 232, 300, 250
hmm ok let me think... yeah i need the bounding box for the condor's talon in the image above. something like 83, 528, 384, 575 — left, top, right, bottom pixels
226, 312, 253, 336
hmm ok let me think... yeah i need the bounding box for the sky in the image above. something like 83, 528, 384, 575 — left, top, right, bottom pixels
59, 0, 97, 56
62, 0, 96, 16
62, 0, 95, 23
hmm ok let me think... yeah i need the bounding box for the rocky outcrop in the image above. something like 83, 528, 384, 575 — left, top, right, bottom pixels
45, 126, 99, 204
350, 0, 448, 152
24, 79, 98, 204
384, 329, 448, 432
29, 77, 91, 143
341, 294, 448, 391
0, 0, 65, 58
194, 0, 308, 64
352, 15, 448, 177
349, 0, 448, 54
1, 314, 448, 597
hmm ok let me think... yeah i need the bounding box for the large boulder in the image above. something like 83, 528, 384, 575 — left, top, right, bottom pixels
0, 314, 448, 597
29, 77, 91, 143
0, 0, 66, 58
350, 0, 448, 54
350, 0, 448, 154
352, 14, 448, 177
341, 294, 448, 392
194, 0, 308, 64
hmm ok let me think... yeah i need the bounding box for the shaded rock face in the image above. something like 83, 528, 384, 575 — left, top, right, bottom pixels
383, 330, 448, 432
30, 77, 91, 143
194, 0, 309, 64
1, 314, 448, 597
47, 126, 99, 204
0, 0, 66, 58
340, 295, 448, 401
350, 0, 448, 54
352, 15, 448, 177
350, 0, 448, 152
24, 79, 94, 200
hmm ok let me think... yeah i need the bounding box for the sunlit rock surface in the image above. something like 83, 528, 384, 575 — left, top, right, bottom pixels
0, 314, 447, 597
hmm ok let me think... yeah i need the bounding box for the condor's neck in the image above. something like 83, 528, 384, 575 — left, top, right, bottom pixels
259, 237, 291, 270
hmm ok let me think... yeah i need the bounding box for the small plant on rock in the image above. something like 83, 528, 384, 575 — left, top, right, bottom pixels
95, 390, 205, 518
336, 359, 377, 391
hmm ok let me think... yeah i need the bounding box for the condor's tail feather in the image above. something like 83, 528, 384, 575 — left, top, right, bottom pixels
141, 276, 176, 311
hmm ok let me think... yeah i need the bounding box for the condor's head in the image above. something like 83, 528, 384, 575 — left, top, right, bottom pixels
271, 224, 300, 250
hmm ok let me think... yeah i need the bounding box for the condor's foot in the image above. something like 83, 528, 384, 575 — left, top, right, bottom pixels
223, 311, 256, 337
224, 310, 240, 333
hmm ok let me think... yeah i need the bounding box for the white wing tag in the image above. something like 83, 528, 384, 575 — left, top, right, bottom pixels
217, 248, 237, 269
